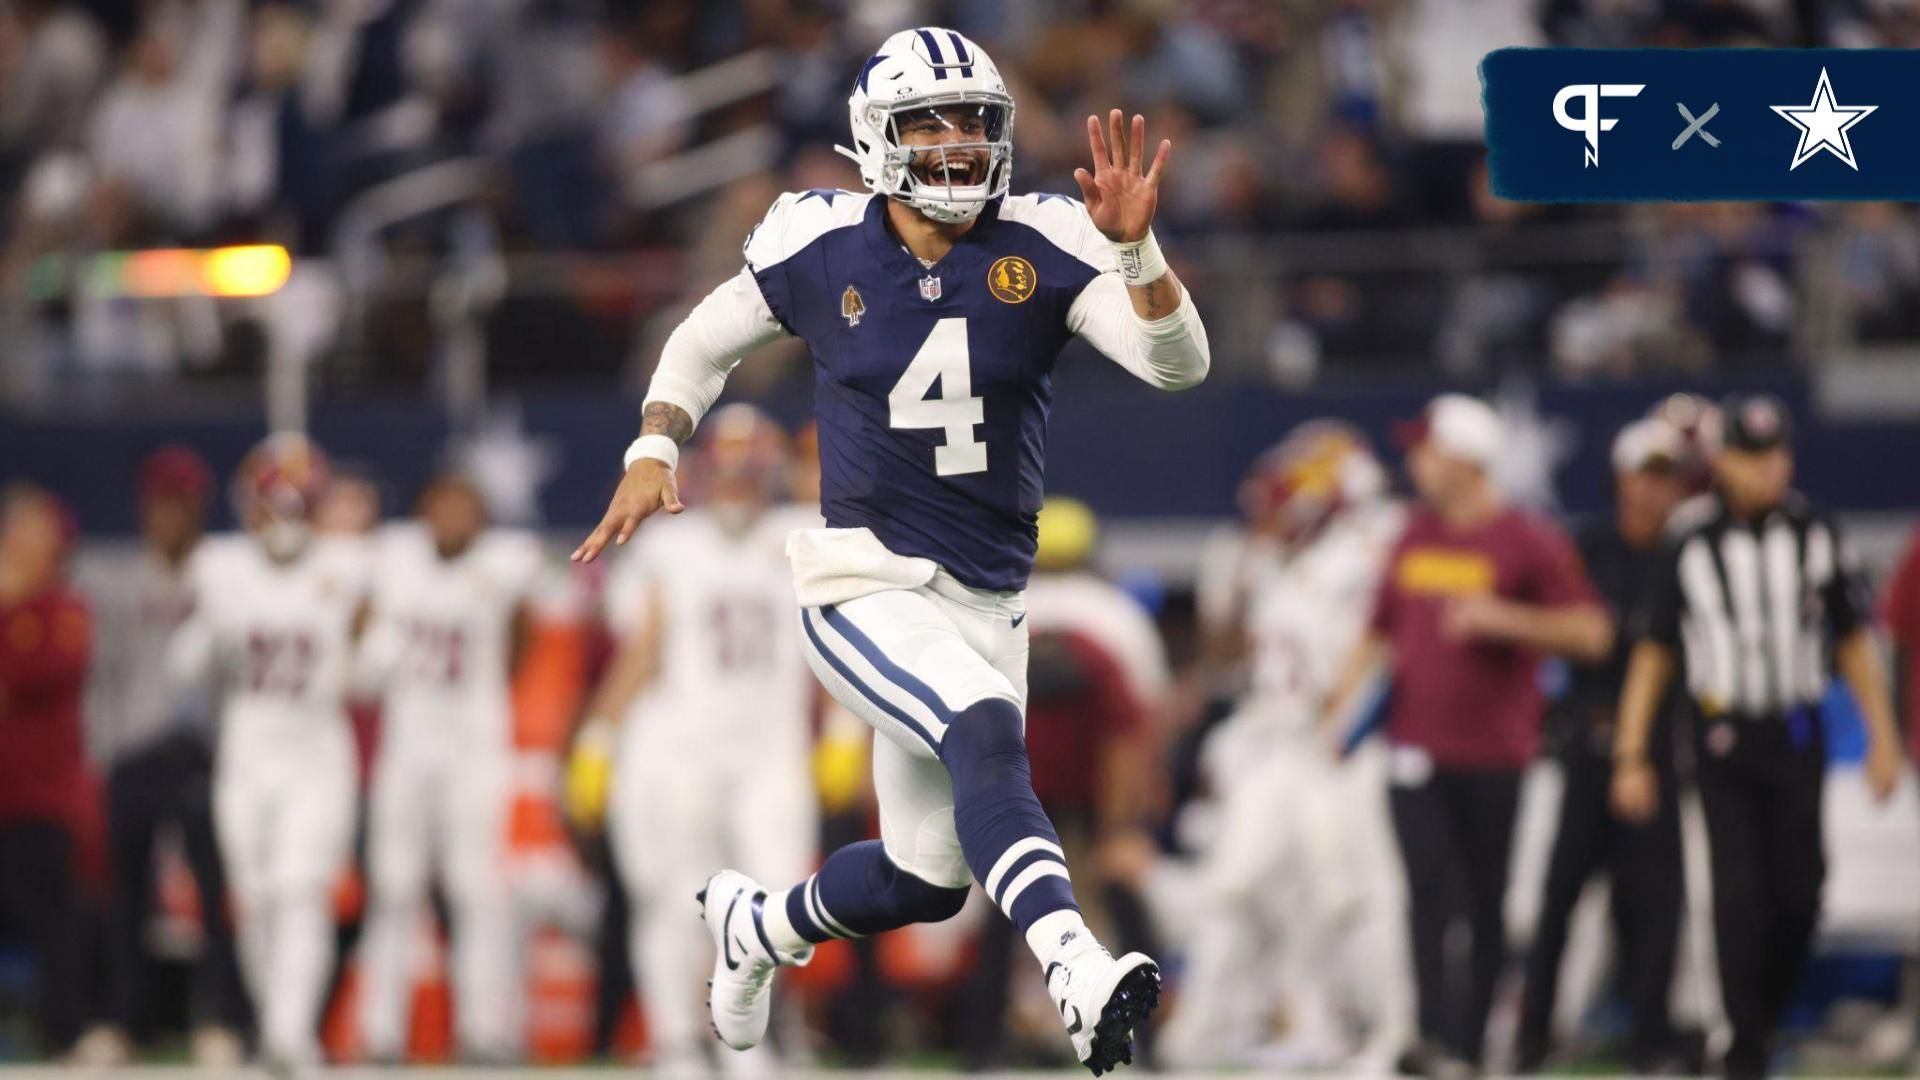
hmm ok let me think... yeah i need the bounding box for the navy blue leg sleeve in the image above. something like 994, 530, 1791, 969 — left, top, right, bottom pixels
783, 840, 969, 944
939, 698, 1081, 933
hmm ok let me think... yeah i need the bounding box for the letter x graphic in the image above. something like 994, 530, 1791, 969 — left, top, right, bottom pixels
1673, 102, 1721, 149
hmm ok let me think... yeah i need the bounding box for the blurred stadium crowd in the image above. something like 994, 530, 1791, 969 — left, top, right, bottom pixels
12, 0, 1920, 394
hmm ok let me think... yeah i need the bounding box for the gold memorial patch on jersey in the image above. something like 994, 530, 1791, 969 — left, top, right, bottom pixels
987, 256, 1037, 304
841, 284, 866, 327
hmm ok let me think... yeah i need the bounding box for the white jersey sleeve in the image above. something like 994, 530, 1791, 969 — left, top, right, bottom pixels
642, 190, 871, 430
641, 268, 789, 429
167, 536, 238, 690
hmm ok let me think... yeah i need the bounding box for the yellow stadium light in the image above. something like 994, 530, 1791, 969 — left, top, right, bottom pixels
202, 245, 292, 297
30, 245, 295, 299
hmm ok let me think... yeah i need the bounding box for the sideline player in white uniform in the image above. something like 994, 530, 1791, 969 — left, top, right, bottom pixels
167, 434, 370, 1067
574, 405, 818, 1070
1135, 423, 1412, 1071
354, 473, 543, 1063
572, 26, 1210, 1075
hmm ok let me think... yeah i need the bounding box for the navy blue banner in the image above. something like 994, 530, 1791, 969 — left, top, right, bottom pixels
1484, 49, 1920, 201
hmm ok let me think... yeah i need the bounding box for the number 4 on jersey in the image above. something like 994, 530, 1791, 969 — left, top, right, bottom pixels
889, 317, 987, 476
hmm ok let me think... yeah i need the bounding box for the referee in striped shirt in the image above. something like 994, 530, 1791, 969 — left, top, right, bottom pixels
1611, 393, 1903, 1079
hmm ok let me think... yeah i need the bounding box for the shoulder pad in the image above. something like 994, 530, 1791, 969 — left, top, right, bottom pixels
743, 190, 872, 272
995, 193, 1114, 273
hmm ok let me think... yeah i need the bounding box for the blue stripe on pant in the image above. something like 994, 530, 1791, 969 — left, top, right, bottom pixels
800, 606, 945, 753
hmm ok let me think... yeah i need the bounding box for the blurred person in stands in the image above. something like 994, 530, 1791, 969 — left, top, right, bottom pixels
85, 2, 238, 241
960, 497, 1164, 1070
1612, 394, 1902, 1080
353, 473, 543, 1064
168, 434, 371, 1068
567, 406, 819, 1072
1323, 393, 1611, 1076
595, 8, 693, 235
1122, 423, 1411, 1072
0, 0, 106, 184
222, 2, 340, 251
0, 483, 95, 1059
77, 448, 247, 1067
1516, 418, 1694, 1074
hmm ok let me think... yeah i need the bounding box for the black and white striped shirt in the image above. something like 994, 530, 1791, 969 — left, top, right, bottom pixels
1635, 492, 1870, 720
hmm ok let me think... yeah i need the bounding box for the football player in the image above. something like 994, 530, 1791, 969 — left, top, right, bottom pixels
573, 405, 818, 1070
354, 472, 544, 1063
167, 434, 370, 1067
1146, 423, 1412, 1071
572, 27, 1209, 1074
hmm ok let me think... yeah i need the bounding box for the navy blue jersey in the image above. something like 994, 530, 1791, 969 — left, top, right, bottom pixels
745, 190, 1114, 592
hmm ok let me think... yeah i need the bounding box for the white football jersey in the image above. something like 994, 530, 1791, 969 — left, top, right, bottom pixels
1194, 523, 1282, 640
605, 507, 817, 748
364, 524, 544, 739
1241, 501, 1406, 731
177, 533, 373, 746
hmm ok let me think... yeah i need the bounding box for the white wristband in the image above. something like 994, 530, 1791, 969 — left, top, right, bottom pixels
623, 434, 680, 472
1111, 230, 1169, 288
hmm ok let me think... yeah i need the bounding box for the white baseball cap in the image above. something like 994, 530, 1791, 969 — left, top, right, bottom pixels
1611, 417, 1683, 474
1395, 393, 1503, 470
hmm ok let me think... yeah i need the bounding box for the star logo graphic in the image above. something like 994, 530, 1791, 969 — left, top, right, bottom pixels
1771, 67, 1876, 171
1487, 377, 1577, 512
857, 54, 888, 94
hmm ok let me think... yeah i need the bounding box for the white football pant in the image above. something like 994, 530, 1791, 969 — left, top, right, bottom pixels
358, 730, 518, 1061
610, 706, 816, 1064
793, 574, 1029, 890
214, 721, 356, 1066
1156, 736, 1412, 1069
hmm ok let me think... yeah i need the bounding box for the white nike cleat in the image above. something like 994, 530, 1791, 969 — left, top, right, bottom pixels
1045, 945, 1162, 1075
697, 869, 810, 1051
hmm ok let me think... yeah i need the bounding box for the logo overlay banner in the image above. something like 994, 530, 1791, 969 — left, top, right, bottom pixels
1483, 49, 1915, 201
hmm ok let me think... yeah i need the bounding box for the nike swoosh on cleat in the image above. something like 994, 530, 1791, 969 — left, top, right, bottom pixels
722, 892, 744, 970
1065, 1005, 1084, 1035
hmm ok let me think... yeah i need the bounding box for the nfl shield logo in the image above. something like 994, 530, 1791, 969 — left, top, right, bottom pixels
919, 275, 942, 301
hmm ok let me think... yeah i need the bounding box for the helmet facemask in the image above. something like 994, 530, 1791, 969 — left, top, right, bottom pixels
843, 94, 1014, 225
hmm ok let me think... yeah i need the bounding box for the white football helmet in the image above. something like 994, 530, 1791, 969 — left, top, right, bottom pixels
836, 27, 1013, 224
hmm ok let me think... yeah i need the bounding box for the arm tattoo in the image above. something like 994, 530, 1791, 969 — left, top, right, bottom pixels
1132, 278, 1177, 320
641, 401, 694, 445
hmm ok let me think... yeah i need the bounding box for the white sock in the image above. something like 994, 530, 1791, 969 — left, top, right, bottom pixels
758, 884, 813, 956
1026, 908, 1095, 971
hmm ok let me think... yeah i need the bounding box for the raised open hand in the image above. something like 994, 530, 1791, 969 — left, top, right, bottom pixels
1072, 109, 1170, 244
